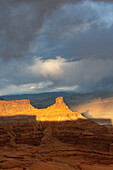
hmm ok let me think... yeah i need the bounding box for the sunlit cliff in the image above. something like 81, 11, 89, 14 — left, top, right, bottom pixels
0, 97, 84, 121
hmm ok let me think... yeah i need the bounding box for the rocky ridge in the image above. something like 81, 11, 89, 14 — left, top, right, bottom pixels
0, 97, 84, 121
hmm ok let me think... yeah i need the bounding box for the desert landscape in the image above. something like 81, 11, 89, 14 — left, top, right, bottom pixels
1, 0, 113, 169
0, 97, 113, 169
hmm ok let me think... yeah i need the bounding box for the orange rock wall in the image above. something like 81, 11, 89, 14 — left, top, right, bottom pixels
0, 97, 84, 121
0, 99, 37, 116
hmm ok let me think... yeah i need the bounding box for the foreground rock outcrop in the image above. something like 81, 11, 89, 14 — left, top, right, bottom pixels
0, 97, 84, 121
0, 119, 113, 169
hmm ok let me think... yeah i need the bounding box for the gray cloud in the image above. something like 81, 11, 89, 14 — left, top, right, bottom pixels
33, 0, 113, 61
0, 0, 79, 60
0, 0, 113, 60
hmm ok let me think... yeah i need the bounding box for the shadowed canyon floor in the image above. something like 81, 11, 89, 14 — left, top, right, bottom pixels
0, 97, 113, 169
0, 119, 113, 170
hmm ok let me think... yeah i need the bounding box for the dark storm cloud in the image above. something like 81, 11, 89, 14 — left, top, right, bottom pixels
0, 0, 80, 60
0, 0, 113, 60
34, 0, 113, 61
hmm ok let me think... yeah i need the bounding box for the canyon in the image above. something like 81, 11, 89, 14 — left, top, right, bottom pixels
0, 97, 113, 169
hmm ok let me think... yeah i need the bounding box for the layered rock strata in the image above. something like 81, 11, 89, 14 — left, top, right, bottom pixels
0, 120, 113, 169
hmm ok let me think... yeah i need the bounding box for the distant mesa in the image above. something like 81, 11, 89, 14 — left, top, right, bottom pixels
75, 97, 113, 123
0, 97, 84, 121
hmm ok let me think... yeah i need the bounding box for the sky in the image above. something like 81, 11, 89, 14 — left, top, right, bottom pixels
0, 0, 113, 95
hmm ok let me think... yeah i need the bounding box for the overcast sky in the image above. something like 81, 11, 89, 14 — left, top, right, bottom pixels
0, 0, 113, 95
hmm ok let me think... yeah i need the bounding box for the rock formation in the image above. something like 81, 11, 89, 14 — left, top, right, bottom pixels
74, 97, 113, 123
0, 97, 84, 121
36, 97, 84, 121
0, 99, 36, 116
0, 118, 113, 169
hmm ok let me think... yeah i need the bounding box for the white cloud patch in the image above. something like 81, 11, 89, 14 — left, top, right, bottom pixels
29, 56, 65, 80
0, 56, 113, 94
28, 56, 113, 93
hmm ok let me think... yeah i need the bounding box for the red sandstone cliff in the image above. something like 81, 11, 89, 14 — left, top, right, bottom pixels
36, 97, 84, 121
0, 99, 37, 116
0, 97, 84, 121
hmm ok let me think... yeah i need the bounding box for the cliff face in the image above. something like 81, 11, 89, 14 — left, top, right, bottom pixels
0, 97, 84, 121
36, 97, 84, 121
74, 97, 113, 122
0, 99, 37, 116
